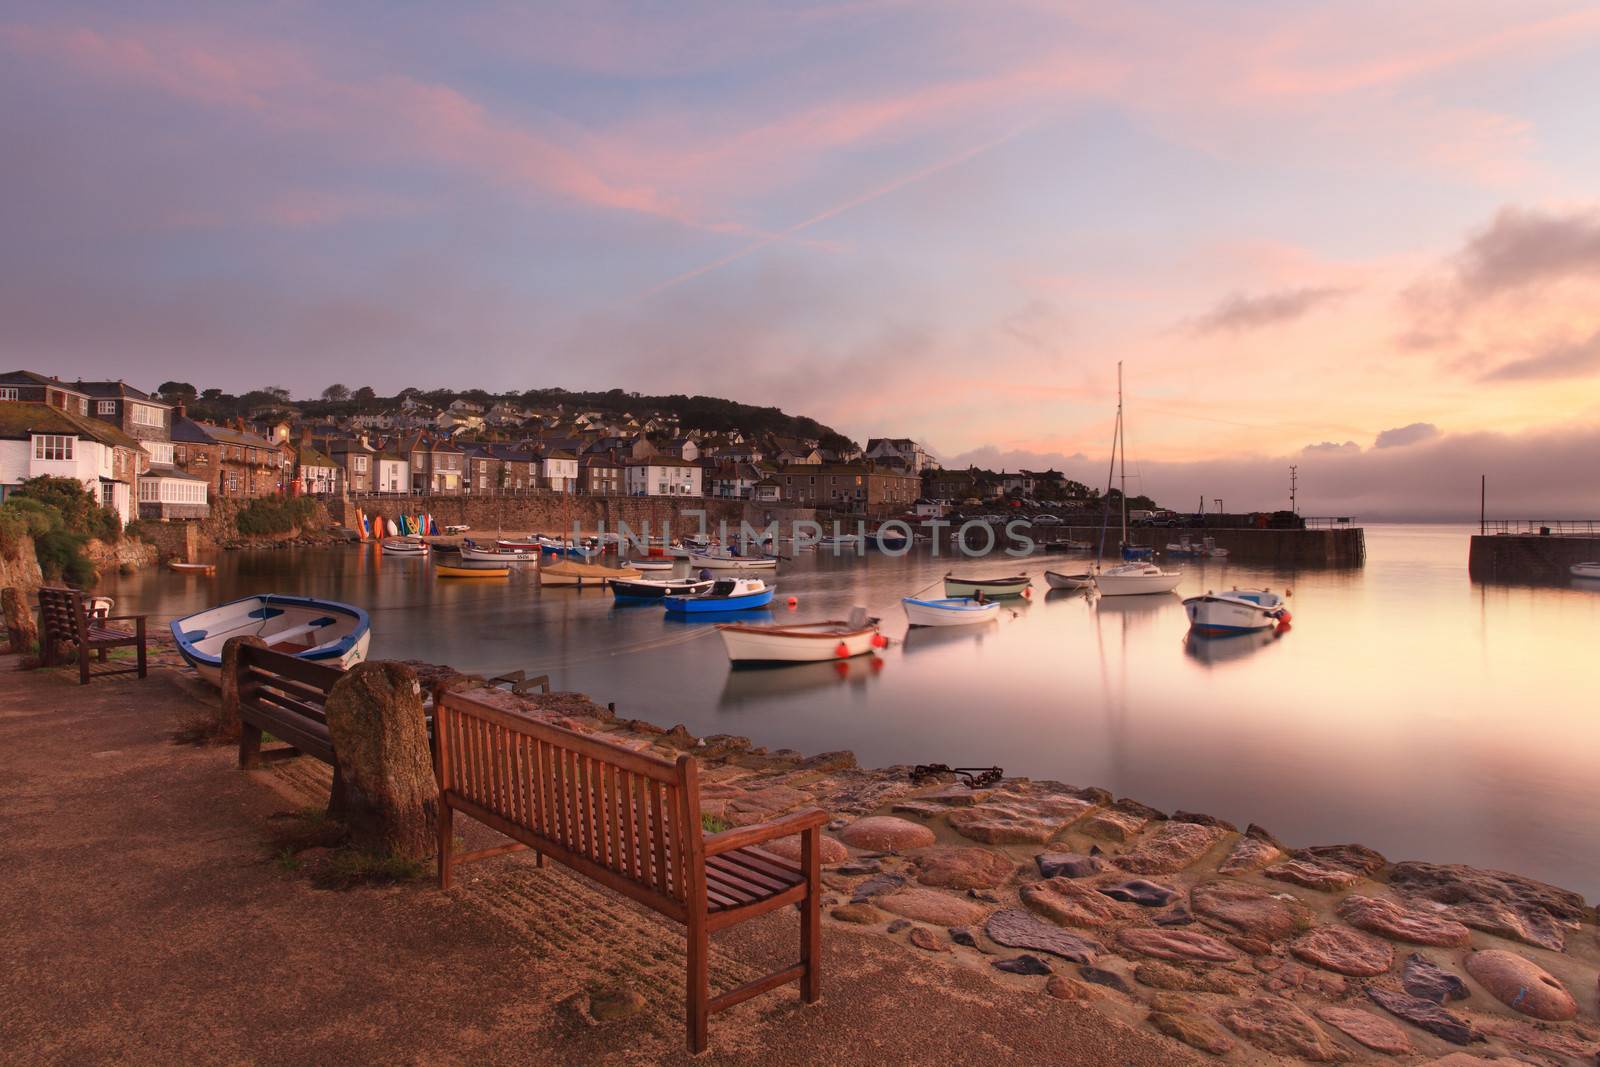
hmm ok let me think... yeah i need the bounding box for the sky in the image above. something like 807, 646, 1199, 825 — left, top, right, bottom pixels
3, 1, 1599, 517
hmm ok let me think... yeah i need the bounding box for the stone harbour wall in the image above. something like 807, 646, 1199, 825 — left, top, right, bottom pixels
341, 494, 816, 540
1469, 533, 1600, 582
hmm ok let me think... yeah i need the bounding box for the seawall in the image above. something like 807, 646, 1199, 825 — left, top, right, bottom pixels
1469, 533, 1600, 582
1019, 524, 1366, 566
341, 494, 817, 540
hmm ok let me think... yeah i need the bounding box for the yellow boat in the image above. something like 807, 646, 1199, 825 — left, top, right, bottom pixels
437, 563, 511, 579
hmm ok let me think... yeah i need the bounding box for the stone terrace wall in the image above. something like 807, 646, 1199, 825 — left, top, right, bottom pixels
1469, 534, 1600, 582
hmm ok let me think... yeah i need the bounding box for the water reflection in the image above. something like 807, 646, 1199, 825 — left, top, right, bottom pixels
899, 620, 998, 656
1183, 627, 1284, 666
720, 657, 883, 707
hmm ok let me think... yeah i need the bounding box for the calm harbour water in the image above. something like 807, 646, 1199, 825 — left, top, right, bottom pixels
101, 523, 1600, 895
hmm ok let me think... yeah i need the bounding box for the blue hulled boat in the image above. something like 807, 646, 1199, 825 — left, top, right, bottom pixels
663, 577, 775, 614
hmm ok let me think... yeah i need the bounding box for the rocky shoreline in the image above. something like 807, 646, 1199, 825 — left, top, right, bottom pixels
438, 676, 1598, 1066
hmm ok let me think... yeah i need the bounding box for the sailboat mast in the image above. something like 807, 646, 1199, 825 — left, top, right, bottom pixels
1118, 361, 1127, 545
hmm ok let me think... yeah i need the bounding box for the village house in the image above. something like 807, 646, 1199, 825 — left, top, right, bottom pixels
659, 436, 699, 462
0, 370, 92, 415
540, 449, 579, 492
865, 437, 937, 473
774, 462, 920, 515
171, 416, 289, 500
74, 380, 172, 447
321, 436, 376, 494
462, 444, 501, 494
373, 450, 409, 493
0, 401, 146, 524
706, 461, 766, 500
581, 452, 625, 495
295, 433, 341, 496
625, 456, 702, 497
401, 433, 464, 494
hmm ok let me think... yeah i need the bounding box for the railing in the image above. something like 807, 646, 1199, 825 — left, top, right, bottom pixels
1479, 519, 1600, 537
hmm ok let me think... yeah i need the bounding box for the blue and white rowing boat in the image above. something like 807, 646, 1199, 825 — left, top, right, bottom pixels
901, 596, 1001, 627
663, 577, 775, 614
171, 594, 371, 686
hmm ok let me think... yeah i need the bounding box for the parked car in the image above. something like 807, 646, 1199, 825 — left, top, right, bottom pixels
1033, 514, 1064, 525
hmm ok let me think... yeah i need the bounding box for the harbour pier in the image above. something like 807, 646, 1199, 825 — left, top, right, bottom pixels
1469, 520, 1600, 582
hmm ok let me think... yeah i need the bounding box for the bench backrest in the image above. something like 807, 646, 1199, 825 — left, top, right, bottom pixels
235, 643, 344, 761
37, 587, 88, 641
435, 689, 701, 919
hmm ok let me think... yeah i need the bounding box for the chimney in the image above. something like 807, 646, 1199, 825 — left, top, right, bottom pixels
175, 401, 187, 419
235, 416, 245, 432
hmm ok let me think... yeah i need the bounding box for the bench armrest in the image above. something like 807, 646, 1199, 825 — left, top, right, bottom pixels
101, 614, 148, 623
703, 807, 830, 857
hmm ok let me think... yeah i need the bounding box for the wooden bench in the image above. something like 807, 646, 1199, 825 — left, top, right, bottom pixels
434, 689, 828, 1052
36, 587, 147, 685
231, 642, 345, 774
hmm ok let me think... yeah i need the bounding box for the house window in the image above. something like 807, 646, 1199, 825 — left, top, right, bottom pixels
0, 387, 17, 400
102, 482, 115, 508
98, 400, 117, 415
131, 403, 163, 427
78, 398, 89, 414
353, 456, 367, 473
146, 441, 173, 465
34, 435, 74, 461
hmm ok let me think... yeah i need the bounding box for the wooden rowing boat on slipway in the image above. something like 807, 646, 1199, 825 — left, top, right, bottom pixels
168, 561, 215, 576
172, 595, 370, 686
718, 617, 880, 663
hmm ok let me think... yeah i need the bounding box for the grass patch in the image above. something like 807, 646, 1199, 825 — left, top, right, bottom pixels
312, 849, 429, 890
701, 813, 732, 833
266, 807, 347, 853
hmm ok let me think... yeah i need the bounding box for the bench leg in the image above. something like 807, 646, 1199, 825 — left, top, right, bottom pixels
801, 825, 821, 1004
686, 913, 709, 1054
239, 723, 263, 769
136, 630, 147, 679
437, 799, 455, 890
78, 646, 90, 685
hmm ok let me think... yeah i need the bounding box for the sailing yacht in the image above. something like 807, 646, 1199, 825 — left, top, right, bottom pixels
1094, 363, 1182, 597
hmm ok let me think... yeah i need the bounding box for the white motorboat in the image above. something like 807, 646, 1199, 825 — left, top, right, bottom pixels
1093, 562, 1182, 596
624, 558, 675, 572
901, 596, 1001, 627
1044, 569, 1096, 590
1571, 562, 1600, 579
382, 536, 428, 556
815, 533, 863, 550
1183, 587, 1289, 634
1168, 537, 1229, 559
692, 551, 779, 570
718, 610, 880, 663
171, 594, 371, 686
944, 574, 1030, 598
460, 540, 538, 563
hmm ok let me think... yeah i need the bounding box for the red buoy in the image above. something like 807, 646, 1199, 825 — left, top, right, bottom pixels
870, 633, 888, 649
786, 596, 798, 608
834, 642, 850, 658
1022, 586, 1032, 599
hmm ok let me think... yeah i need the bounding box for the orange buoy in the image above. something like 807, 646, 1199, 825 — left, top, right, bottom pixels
1022, 586, 1032, 599
787, 596, 798, 608
834, 642, 850, 658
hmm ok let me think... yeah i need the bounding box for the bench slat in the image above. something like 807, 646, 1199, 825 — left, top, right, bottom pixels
239, 645, 343, 690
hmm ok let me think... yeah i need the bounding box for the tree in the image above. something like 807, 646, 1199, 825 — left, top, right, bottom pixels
201, 388, 224, 401
352, 386, 376, 403
157, 381, 197, 401
321, 383, 350, 402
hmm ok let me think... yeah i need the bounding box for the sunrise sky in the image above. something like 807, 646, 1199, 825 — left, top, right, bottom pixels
4, 1, 1599, 515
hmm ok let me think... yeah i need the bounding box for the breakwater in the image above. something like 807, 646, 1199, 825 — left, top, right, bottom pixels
1469, 533, 1600, 582
1036, 525, 1366, 566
